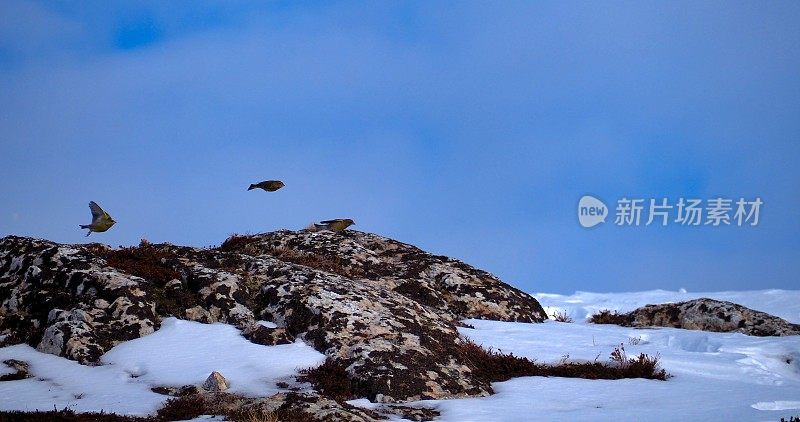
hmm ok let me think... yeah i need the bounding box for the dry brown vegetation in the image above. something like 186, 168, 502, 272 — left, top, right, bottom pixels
86, 241, 202, 317
270, 247, 365, 279
218, 233, 260, 253
550, 309, 574, 323
0, 408, 151, 422
99, 241, 181, 284
298, 360, 363, 402
156, 394, 308, 422
589, 309, 634, 325
458, 340, 669, 383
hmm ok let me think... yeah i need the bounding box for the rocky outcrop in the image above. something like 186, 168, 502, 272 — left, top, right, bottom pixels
608, 298, 800, 336
242, 230, 545, 323
0, 230, 546, 409
0, 237, 159, 363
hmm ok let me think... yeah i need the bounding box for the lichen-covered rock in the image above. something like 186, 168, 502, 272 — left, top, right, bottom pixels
0, 358, 30, 381
627, 298, 800, 336
242, 324, 295, 346
0, 230, 547, 403
262, 392, 382, 421
229, 230, 546, 323
191, 391, 386, 422
0, 236, 158, 363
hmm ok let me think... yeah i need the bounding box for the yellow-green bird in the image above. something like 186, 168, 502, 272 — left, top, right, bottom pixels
314, 218, 355, 232
248, 180, 285, 192
79, 201, 116, 237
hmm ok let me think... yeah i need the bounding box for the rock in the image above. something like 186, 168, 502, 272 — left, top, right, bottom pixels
242, 324, 295, 346
170, 391, 388, 422
184, 305, 212, 322
0, 230, 547, 402
622, 298, 800, 336
242, 230, 546, 323
165, 279, 183, 290
203, 371, 230, 392
0, 236, 159, 363
0, 359, 30, 381
268, 392, 380, 421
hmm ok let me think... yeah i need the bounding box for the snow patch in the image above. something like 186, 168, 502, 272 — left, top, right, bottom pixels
751, 400, 800, 411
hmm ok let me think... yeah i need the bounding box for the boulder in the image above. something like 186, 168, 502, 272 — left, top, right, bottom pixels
625, 298, 800, 336
203, 371, 230, 392
0, 230, 547, 402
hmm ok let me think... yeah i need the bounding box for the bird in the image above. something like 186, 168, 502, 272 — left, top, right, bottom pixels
313, 219, 355, 232
79, 201, 116, 237
248, 180, 285, 192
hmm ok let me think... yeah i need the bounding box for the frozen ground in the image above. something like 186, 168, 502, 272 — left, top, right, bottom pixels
405, 289, 800, 421
1, 290, 799, 421
534, 288, 800, 324
0, 318, 325, 416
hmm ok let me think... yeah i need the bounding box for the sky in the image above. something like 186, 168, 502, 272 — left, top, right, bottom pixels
1, 1, 798, 295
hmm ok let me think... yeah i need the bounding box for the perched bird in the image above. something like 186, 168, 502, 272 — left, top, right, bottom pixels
248, 180, 285, 192
314, 218, 355, 232
79, 201, 116, 237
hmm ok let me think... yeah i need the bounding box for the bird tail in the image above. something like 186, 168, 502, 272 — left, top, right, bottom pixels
247, 184, 256, 190
79, 224, 90, 229
306, 223, 322, 232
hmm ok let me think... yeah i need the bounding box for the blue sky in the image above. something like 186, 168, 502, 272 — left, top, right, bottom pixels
1, 1, 798, 295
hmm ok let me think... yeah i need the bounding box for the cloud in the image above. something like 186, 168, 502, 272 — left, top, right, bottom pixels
1, 2, 799, 293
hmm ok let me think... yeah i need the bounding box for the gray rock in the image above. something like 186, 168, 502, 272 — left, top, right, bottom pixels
0, 230, 547, 403
0, 237, 159, 363
203, 371, 230, 391
626, 298, 800, 336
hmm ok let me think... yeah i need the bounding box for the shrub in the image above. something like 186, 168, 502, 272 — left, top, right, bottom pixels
298, 360, 362, 402
589, 309, 633, 325
155, 394, 209, 421
458, 340, 669, 383
89, 241, 200, 317
0, 407, 150, 421
98, 241, 180, 284
218, 234, 259, 253
270, 248, 365, 279
550, 309, 573, 323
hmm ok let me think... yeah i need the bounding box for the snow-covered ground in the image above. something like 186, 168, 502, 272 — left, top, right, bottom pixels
0, 318, 325, 416
1, 290, 799, 421
534, 289, 800, 324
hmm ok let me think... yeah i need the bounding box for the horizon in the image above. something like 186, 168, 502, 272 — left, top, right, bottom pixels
1, 1, 799, 295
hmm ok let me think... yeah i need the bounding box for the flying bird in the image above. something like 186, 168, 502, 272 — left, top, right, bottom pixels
314, 219, 355, 232
79, 201, 116, 237
248, 180, 285, 192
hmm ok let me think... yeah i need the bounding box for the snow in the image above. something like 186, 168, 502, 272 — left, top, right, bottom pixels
1, 290, 799, 420
423, 318, 800, 420
535, 289, 800, 324
0, 318, 325, 415
257, 320, 278, 328
101, 318, 325, 397
404, 289, 800, 421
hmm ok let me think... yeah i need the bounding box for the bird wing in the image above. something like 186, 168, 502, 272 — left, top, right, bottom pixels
319, 219, 341, 224
89, 201, 105, 221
